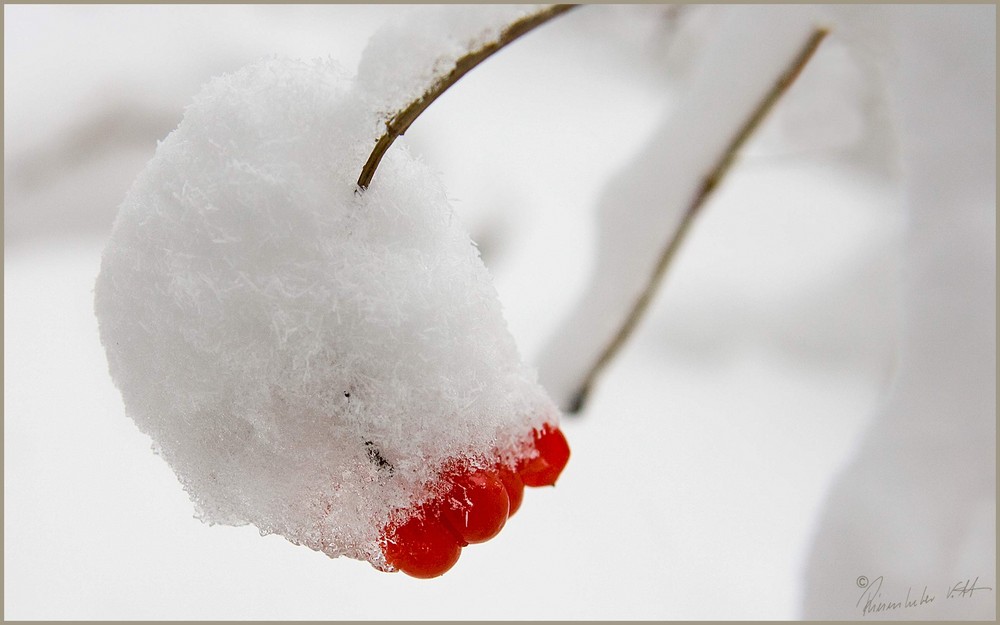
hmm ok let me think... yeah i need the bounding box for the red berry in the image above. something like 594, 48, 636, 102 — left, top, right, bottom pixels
519, 425, 570, 487
496, 465, 524, 517
440, 467, 509, 544
382, 508, 462, 579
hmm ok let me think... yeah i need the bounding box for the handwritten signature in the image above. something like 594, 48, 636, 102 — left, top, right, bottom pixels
947, 577, 993, 600
856, 575, 992, 616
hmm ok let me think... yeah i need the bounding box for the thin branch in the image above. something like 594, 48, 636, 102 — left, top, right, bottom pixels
357, 4, 578, 190
567, 28, 830, 414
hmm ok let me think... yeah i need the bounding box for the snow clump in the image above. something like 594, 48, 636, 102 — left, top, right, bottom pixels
94, 56, 557, 569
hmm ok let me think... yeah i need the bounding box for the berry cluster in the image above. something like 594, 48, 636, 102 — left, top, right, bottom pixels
380, 424, 570, 578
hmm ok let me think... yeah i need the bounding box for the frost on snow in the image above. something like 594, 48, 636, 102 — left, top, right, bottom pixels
93, 56, 559, 569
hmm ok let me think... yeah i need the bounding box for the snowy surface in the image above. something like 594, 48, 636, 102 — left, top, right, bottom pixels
4, 4, 994, 620
802, 6, 996, 619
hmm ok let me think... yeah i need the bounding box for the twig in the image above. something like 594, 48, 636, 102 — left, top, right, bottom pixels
567, 28, 829, 414
357, 4, 578, 190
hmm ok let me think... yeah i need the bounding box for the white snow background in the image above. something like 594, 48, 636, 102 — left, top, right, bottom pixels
4, 4, 995, 620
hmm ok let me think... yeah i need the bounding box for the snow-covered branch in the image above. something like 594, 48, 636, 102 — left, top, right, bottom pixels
563, 26, 828, 413
357, 4, 576, 189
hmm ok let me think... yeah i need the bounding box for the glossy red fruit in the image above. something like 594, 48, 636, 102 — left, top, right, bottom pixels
382, 508, 462, 579
440, 468, 509, 544
496, 464, 524, 517
519, 425, 570, 487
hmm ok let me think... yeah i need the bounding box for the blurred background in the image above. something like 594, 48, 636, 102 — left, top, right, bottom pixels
6, 4, 987, 620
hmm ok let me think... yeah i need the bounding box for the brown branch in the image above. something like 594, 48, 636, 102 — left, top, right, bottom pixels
567, 27, 830, 414
357, 4, 578, 190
